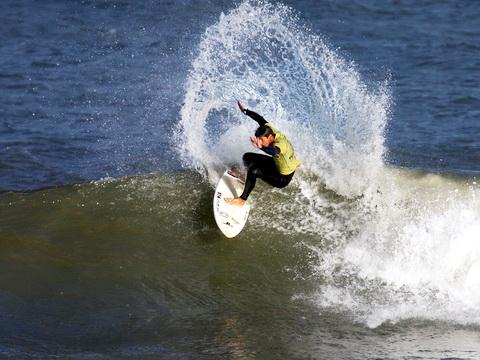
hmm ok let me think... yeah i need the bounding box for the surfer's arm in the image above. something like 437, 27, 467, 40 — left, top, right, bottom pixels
237, 100, 267, 126
244, 109, 268, 126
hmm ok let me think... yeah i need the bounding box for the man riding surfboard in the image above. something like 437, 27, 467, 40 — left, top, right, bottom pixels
225, 101, 301, 206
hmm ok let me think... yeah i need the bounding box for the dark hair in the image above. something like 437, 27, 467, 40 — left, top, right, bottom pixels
255, 125, 275, 138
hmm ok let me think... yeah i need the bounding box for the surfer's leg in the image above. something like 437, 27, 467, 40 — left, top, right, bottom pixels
242, 152, 271, 169
239, 168, 257, 200
258, 167, 294, 189
244, 152, 294, 187
239, 153, 294, 199
239, 153, 273, 200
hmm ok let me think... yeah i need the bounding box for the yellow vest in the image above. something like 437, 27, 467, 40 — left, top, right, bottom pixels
266, 123, 302, 175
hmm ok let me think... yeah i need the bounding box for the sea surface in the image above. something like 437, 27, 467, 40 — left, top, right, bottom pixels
1, 0, 480, 359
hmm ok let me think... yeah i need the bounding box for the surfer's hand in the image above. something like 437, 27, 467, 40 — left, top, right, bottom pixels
237, 100, 246, 112
250, 136, 261, 148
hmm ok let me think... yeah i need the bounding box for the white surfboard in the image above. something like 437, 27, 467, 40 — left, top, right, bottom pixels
213, 169, 250, 238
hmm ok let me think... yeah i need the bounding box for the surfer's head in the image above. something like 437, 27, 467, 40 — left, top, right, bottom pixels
254, 125, 275, 146
255, 128, 275, 147
255, 125, 274, 138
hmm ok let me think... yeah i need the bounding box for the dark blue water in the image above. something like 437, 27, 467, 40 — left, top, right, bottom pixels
1, 0, 479, 192
0, 0, 220, 191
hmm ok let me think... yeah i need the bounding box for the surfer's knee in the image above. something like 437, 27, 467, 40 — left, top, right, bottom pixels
242, 152, 256, 167
277, 173, 294, 188
242, 152, 253, 163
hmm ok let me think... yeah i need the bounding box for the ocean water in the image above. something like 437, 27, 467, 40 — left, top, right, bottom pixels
1, 0, 479, 359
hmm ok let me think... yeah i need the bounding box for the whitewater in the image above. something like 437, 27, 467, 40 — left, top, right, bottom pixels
176, 0, 480, 328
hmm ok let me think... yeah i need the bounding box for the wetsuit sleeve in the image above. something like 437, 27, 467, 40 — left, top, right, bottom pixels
261, 146, 280, 156
243, 109, 268, 126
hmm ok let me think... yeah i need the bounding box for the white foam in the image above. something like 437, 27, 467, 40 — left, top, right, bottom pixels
308, 170, 480, 327
175, 0, 480, 328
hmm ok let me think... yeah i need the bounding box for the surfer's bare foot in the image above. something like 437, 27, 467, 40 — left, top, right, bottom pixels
228, 167, 241, 177
228, 167, 245, 181
225, 197, 246, 206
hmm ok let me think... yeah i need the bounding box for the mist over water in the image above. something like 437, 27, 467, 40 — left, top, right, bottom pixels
177, 0, 480, 328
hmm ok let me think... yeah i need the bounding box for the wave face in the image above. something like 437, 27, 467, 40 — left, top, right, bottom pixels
176, 1, 480, 328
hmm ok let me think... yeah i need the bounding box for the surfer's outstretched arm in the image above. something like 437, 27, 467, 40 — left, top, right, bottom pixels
237, 100, 267, 126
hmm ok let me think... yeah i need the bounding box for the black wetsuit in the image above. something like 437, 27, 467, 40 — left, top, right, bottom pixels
240, 109, 295, 201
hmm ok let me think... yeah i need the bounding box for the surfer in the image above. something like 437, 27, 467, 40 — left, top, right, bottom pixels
225, 101, 302, 206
